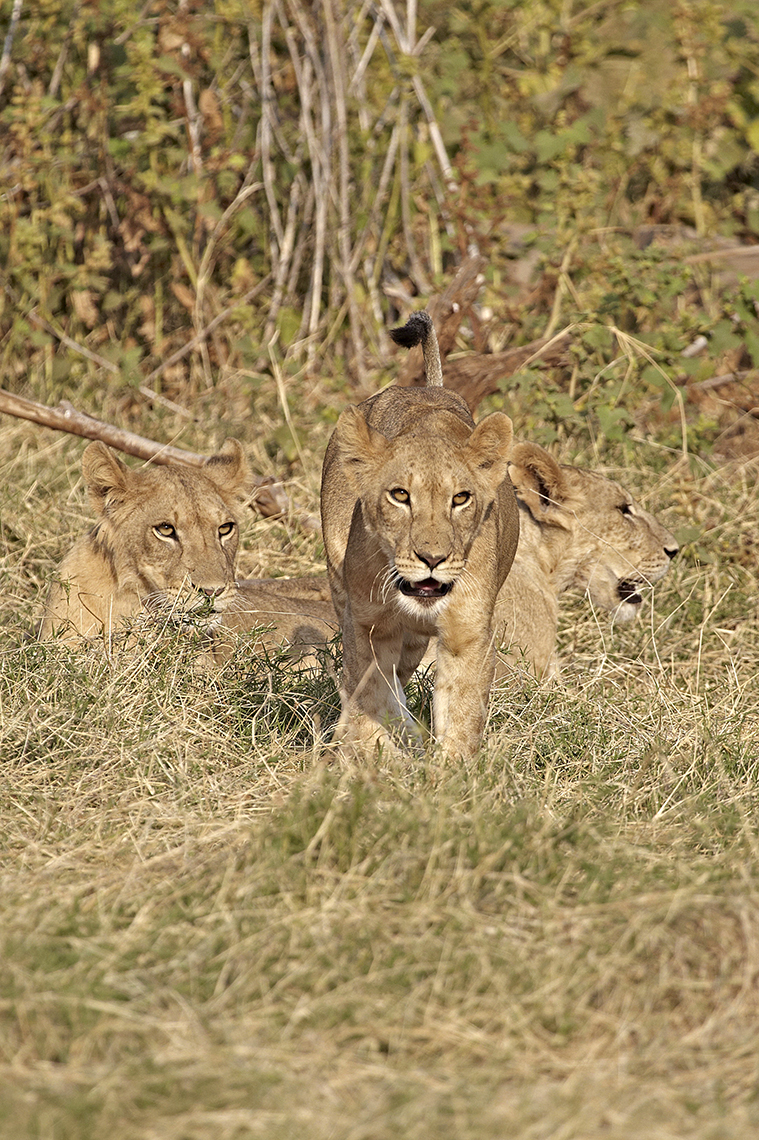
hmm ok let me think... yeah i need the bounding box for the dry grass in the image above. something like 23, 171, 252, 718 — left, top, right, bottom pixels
2, 415, 759, 1139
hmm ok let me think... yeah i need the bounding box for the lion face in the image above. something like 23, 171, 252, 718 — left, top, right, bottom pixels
94, 480, 241, 612
508, 443, 678, 624
40, 440, 251, 641
83, 441, 249, 612
565, 469, 678, 621
335, 407, 513, 620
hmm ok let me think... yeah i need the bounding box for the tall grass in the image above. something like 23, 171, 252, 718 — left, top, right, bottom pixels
2, 416, 759, 1138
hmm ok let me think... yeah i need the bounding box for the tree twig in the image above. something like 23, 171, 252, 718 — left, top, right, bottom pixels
0, 388, 291, 519
27, 277, 274, 401
142, 274, 272, 385
27, 310, 120, 374
0, 0, 23, 96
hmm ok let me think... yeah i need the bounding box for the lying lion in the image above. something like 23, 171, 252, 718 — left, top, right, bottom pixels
320, 310, 519, 760
500, 441, 679, 678
39, 439, 252, 643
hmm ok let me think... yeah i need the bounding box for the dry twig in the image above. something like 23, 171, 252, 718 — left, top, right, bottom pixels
0, 388, 290, 519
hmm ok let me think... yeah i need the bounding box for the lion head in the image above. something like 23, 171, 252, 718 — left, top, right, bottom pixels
507, 441, 678, 624
40, 439, 251, 641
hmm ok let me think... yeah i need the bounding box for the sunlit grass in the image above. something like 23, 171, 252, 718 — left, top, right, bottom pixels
2, 419, 759, 1138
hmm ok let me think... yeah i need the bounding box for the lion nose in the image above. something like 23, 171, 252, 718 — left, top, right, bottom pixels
665, 542, 679, 560
416, 550, 447, 570
197, 585, 225, 598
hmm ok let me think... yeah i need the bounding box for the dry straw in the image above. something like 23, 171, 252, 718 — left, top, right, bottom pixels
2, 418, 759, 1138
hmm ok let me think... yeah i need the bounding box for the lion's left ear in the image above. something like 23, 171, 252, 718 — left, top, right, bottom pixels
466, 412, 513, 487
507, 441, 574, 529
334, 406, 389, 496
203, 439, 251, 500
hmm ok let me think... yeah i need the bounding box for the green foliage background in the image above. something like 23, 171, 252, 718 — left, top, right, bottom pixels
1, 0, 758, 461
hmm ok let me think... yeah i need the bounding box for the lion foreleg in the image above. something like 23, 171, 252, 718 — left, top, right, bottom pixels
433, 634, 496, 760
396, 632, 430, 687
336, 618, 423, 755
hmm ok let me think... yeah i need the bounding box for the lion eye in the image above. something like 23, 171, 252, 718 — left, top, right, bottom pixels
389, 488, 410, 504
618, 503, 633, 517
154, 522, 176, 539
452, 491, 471, 507
218, 522, 236, 537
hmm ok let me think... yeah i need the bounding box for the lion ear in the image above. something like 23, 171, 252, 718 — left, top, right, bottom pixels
466, 412, 513, 487
203, 438, 251, 500
508, 442, 573, 527
334, 406, 389, 496
81, 441, 136, 513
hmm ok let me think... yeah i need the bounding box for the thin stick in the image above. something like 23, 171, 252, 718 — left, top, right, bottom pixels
143, 274, 272, 385
194, 178, 264, 346
0, 388, 291, 518
324, 0, 365, 379
0, 0, 22, 96
26, 276, 272, 394
27, 311, 119, 374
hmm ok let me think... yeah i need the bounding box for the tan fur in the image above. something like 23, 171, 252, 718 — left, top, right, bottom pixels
320, 311, 519, 760
39, 440, 251, 643
499, 442, 679, 678
209, 577, 337, 665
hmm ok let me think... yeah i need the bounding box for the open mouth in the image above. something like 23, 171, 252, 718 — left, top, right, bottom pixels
617, 579, 643, 606
396, 576, 453, 601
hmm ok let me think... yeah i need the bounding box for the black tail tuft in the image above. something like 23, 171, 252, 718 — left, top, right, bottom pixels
388, 310, 433, 350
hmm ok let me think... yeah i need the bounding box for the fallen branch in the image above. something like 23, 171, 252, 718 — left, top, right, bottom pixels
688, 369, 757, 394
0, 387, 291, 520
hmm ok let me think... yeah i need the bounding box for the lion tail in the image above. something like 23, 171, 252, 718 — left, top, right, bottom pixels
388, 310, 443, 387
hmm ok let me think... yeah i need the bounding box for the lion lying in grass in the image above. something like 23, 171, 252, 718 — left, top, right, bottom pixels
320, 310, 519, 760
495, 441, 679, 678
39, 439, 252, 643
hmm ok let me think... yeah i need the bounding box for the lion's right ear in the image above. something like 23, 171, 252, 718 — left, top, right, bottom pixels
81, 442, 135, 513
334, 406, 388, 496
508, 442, 574, 528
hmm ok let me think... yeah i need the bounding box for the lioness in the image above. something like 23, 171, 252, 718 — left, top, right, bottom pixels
320, 311, 519, 760
499, 442, 679, 678
39, 439, 251, 643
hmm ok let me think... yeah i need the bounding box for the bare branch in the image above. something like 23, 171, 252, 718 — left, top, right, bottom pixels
323, 0, 366, 379
256, 6, 285, 252
0, 0, 22, 96
0, 388, 292, 519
